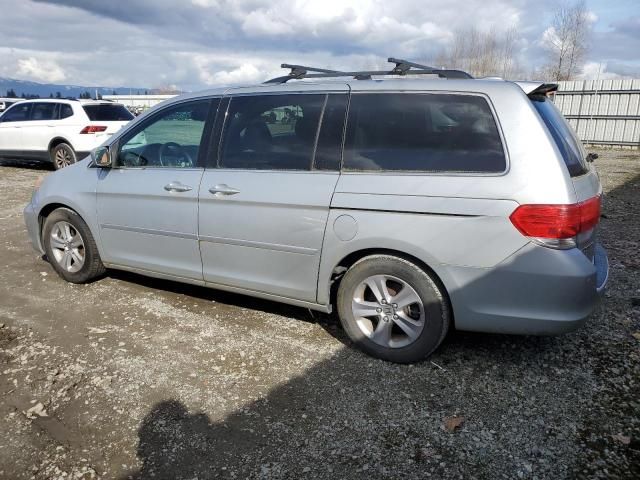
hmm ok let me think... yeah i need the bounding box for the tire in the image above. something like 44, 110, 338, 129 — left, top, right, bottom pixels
337, 255, 450, 363
42, 208, 105, 283
50, 143, 77, 170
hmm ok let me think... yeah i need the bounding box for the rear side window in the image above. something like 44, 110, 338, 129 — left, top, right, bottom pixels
220, 94, 324, 170
531, 97, 587, 177
82, 104, 133, 121
343, 93, 506, 173
30, 103, 58, 121
59, 104, 73, 119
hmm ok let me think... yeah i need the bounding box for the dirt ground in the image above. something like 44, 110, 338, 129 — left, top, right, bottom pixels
0, 150, 639, 479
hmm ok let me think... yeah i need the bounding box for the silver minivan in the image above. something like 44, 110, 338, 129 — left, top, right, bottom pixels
23, 60, 608, 363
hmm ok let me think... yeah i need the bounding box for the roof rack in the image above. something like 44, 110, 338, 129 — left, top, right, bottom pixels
264, 57, 473, 84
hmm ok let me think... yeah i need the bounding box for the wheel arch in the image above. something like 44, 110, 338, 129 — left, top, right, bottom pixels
48, 137, 74, 153
326, 248, 455, 327
38, 203, 80, 239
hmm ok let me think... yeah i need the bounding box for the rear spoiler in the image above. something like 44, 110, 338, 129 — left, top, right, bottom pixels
514, 82, 559, 97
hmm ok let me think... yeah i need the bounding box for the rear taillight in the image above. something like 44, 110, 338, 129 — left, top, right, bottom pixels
509, 196, 601, 249
80, 125, 107, 134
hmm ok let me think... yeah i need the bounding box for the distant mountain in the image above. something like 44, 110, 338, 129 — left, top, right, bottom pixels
0, 77, 151, 99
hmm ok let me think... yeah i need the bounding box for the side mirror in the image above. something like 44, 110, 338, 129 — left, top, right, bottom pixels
586, 152, 599, 163
92, 146, 112, 168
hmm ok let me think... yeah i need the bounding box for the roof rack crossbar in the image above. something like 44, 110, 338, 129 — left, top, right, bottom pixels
264, 58, 472, 84
388, 57, 437, 74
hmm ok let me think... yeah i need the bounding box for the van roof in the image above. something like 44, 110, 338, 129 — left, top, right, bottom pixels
176, 76, 551, 104
170, 58, 552, 102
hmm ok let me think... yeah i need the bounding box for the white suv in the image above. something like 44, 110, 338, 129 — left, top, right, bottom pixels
0, 99, 134, 169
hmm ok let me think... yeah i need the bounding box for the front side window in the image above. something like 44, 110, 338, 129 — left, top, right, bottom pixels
343, 93, 506, 173
30, 103, 58, 121
219, 94, 325, 170
1, 103, 31, 122
117, 100, 211, 168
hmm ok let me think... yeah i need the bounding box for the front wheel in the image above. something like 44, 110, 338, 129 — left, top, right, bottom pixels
51, 143, 77, 170
337, 255, 450, 363
42, 208, 105, 283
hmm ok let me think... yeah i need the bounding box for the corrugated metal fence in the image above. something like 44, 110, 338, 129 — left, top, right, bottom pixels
554, 79, 640, 148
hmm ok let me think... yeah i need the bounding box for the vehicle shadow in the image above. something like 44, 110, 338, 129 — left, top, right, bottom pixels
106, 269, 331, 328
0, 157, 53, 170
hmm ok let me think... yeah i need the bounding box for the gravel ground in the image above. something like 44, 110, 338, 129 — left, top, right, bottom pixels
0, 150, 638, 479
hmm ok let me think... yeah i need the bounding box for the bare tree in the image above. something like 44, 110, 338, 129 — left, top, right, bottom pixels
543, 1, 591, 81
434, 26, 523, 79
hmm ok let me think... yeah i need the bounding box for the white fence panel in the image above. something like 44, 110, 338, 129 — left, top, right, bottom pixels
554, 80, 640, 148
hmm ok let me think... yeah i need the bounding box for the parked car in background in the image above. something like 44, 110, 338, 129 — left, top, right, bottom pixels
23, 59, 609, 363
0, 99, 134, 169
0, 97, 21, 113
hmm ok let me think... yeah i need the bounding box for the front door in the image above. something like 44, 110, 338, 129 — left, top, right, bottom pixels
21, 102, 59, 153
198, 91, 348, 302
0, 102, 32, 153
96, 98, 216, 281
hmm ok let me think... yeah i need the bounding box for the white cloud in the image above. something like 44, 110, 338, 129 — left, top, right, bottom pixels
577, 61, 629, 80
16, 56, 67, 82
0, 0, 637, 91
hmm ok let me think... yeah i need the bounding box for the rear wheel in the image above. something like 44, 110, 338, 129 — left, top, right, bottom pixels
337, 255, 449, 363
51, 143, 77, 170
43, 208, 105, 283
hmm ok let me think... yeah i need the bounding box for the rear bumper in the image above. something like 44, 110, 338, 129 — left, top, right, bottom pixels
445, 242, 608, 335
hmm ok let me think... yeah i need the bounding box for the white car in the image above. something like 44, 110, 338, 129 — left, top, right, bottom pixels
0, 99, 134, 169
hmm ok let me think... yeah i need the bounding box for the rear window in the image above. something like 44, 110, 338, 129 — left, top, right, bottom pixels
531, 97, 587, 177
343, 93, 506, 173
82, 104, 133, 121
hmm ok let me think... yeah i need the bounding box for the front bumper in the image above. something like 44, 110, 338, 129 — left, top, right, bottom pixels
23, 201, 44, 255
445, 242, 609, 335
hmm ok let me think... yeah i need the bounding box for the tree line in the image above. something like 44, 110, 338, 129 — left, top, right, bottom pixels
432, 0, 592, 81
3, 89, 151, 99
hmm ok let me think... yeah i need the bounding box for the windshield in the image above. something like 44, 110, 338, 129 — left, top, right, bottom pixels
82, 104, 134, 121
531, 96, 588, 177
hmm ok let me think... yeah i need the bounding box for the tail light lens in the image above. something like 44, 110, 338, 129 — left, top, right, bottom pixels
509, 196, 601, 249
80, 125, 107, 134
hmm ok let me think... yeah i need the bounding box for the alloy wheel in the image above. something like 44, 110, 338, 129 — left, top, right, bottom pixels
351, 274, 425, 348
49, 221, 85, 273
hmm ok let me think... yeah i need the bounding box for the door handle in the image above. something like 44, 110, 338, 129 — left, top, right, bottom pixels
164, 182, 192, 193
209, 184, 240, 196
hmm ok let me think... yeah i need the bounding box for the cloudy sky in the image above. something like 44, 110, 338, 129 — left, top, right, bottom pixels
0, 0, 638, 90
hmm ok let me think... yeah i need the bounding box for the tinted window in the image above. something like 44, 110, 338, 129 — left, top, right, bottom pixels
30, 103, 58, 121
59, 104, 73, 119
220, 94, 324, 170
118, 100, 210, 168
531, 97, 587, 177
343, 93, 506, 173
1, 103, 31, 122
314, 94, 348, 171
83, 104, 134, 121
